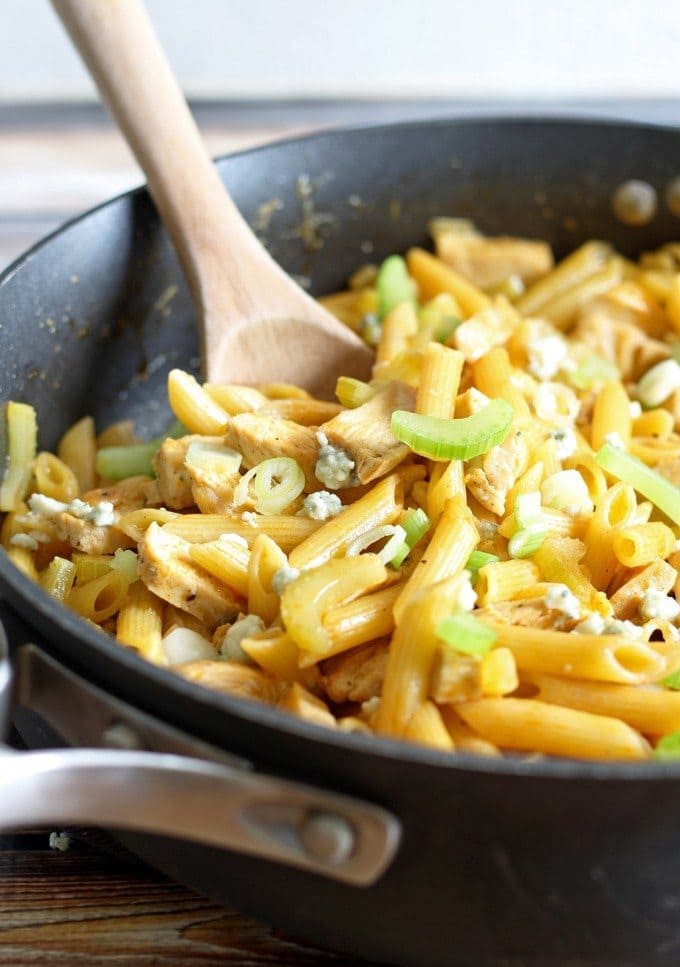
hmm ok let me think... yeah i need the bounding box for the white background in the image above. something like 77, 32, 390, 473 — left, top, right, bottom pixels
1, 0, 680, 101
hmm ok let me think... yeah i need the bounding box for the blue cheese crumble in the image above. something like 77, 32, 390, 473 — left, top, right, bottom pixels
272, 565, 301, 595
29, 493, 115, 527
302, 491, 343, 520
315, 431, 356, 490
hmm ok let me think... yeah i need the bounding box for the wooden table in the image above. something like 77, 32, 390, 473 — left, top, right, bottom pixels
0, 831, 376, 965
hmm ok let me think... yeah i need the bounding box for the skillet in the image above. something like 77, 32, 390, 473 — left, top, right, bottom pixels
3, 117, 680, 966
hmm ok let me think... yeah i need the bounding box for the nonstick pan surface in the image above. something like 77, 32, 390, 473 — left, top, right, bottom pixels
3, 117, 680, 966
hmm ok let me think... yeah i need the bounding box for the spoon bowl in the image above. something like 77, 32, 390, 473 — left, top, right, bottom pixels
52, 0, 373, 398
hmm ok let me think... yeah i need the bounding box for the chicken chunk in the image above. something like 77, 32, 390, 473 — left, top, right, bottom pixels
138, 522, 243, 627
465, 429, 528, 516
57, 475, 157, 555
573, 292, 670, 381
320, 640, 388, 704
153, 435, 223, 510
318, 381, 415, 486
475, 599, 558, 630
610, 560, 678, 621
223, 414, 319, 490
436, 233, 554, 289
655, 454, 680, 488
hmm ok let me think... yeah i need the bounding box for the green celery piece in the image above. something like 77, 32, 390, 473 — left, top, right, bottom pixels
376, 255, 416, 319
436, 612, 497, 656
391, 399, 513, 462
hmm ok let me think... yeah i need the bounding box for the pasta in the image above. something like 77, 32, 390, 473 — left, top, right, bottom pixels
7, 224, 680, 762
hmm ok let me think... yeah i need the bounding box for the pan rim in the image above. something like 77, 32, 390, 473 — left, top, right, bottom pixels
2, 112, 680, 783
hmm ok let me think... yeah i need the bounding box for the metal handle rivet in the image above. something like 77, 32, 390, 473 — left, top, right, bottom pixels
102, 721, 142, 750
298, 811, 356, 866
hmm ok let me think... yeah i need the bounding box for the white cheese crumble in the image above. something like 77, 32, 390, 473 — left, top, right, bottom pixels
532, 383, 580, 424
9, 533, 39, 550
573, 614, 645, 638
603, 431, 625, 450
477, 519, 499, 541
271, 565, 301, 595
629, 401, 643, 419
163, 627, 215, 665
218, 532, 249, 548
637, 358, 680, 408
49, 831, 71, 852
640, 589, 680, 622
221, 614, 266, 662
360, 312, 382, 346
302, 490, 343, 521
240, 511, 258, 527
550, 428, 577, 461
28, 493, 115, 527
544, 584, 581, 621
455, 571, 477, 612
315, 431, 356, 490
541, 470, 593, 516
527, 335, 569, 381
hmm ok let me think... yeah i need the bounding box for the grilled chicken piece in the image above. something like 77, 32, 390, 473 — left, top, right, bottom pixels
153, 435, 222, 510
465, 429, 528, 516
318, 381, 415, 485
475, 599, 557, 630
138, 522, 242, 627
573, 293, 670, 381
57, 475, 157, 555
655, 454, 680, 488
176, 660, 277, 703
436, 233, 553, 289
320, 640, 388, 704
223, 413, 319, 490
610, 560, 678, 621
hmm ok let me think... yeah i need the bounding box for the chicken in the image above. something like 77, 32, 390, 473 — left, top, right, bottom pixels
318, 381, 415, 486
436, 233, 553, 289
176, 659, 277, 703
573, 290, 670, 381
223, 414, 319, 489
610, 560, 678, 621
153, 435, 223, 510
57, 475, 157, 555
475, 599, 558, 630
655, 454, 680, 488
320, 640, 388, 704
138, 522, 243, 627
464, 429, 528, 516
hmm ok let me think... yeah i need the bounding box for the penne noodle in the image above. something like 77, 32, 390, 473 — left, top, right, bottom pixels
117, 580, 164, 663
485, 621, 666, 684
404, 702, 455, 751
415, 343, 464, 419
57, 415, 96, 493
457, 698, 650, 760
164, 513, 322, 553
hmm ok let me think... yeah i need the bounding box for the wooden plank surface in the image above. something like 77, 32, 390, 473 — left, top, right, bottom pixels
0, 840, 374, 965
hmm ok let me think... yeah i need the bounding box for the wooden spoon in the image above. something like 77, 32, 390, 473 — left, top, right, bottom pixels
51, 0, 373, 397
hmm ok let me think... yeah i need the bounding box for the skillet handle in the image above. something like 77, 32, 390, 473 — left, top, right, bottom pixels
0, 612, 400, 887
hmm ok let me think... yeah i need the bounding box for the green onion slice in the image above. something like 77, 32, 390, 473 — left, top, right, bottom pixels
596, 443, 680, 526
376, 254, 417, 318
568, 354, 620, 390
653, 731, 680, 761
662, 668, 680, 690
436, 612, 497, 656
391, 399, 513, 462
508, 528, 547, 559
466, 550, 500, 580
111, 548, 139, 583
390, 508, 431, 567
240, 457, 305, 516
335, 376, 376, 409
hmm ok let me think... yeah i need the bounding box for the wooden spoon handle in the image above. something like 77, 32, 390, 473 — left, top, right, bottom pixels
51, 0, 297, 337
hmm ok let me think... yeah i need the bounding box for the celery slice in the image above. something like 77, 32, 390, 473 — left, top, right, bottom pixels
376, 255, 416, 318
596, 443, 680, 525
436, 612, 497, 656
391, 399, 513, 461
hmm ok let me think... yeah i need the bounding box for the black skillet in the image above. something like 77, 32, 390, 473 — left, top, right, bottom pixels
3, 118, 680, 967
